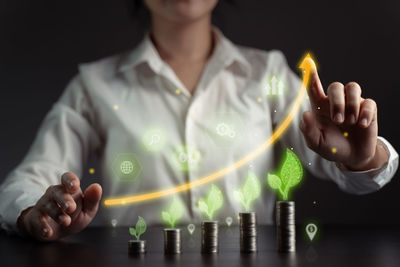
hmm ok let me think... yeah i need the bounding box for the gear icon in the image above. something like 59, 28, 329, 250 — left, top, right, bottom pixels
216, 123, 236, 138
216, 123, 229, 136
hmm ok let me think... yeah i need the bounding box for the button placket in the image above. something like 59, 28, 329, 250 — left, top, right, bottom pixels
184, 98, 204, 216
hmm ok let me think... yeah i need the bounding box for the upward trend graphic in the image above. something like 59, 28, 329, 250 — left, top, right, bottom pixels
104, 54, 317, 206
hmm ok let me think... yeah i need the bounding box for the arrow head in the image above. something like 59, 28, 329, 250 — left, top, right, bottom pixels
299, 53, 317, 72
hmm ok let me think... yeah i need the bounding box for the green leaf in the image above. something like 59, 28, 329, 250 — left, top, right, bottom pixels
206, 184, 223, 219
135, 216, 147, 240
198, 199, 209, 218
281, 149, 303, 188
162, 211, 172, 227
161, 197, 184, 228
234, 190, 244, 204
242, 172, 261, 210
169, 197, 184, 226
129, 227, 136, 238
267, 174, 282, 190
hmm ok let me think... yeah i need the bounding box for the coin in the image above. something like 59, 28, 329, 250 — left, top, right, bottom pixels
128, 240, 146, 254
239, 212, 257, 253
276, 201, 296, 252
201, 221, 219, 254
164, 228, 182, 254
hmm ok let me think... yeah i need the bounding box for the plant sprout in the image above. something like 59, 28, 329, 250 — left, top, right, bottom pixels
129, 216, 147, 240
234, 171, 261, 211
161, 197, 184, 228
266, 149, 303, 200
198, 184, 224, 220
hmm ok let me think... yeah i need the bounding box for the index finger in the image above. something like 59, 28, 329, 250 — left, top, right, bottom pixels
61, 172, 81, 194
307, 70, 327, 106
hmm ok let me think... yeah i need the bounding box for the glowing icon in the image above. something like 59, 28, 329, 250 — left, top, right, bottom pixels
172, 146, 202, 172
216, 123, 236, 138
120, 160, 135, 175
112, 153, 142, 181
111, 219, 118, 227
178, 151, 200, 163
266, 148, 303, 200
306, 223, 318, 241
89, 168, 95, 174
178, 150, 200, 164
225, 217, 233, 227
265, 75, 284, 96
142, 129, 165, 152
178, 152, 188, 163
149, 134, 161, 146
187, 224, 195, 235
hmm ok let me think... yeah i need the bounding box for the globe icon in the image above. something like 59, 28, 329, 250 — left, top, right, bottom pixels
120, 160, 135, 175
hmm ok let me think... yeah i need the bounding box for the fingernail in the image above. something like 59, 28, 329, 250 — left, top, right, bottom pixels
63, 202, 70, 210
361, 118, 368, 127
334, 113, 343, 123
349, 114, 356, 124
69, 181, 74, 188
42, 228, 49, 236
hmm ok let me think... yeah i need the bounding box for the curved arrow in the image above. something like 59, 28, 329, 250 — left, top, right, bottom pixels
104, 53, 317, 206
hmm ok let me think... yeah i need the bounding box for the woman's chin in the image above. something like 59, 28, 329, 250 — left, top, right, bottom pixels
162, 1, 215, 23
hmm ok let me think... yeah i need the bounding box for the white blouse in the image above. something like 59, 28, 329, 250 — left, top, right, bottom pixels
0, 29, 398, 232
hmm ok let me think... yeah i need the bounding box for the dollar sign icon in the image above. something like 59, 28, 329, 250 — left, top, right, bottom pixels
306, 223, 318, 241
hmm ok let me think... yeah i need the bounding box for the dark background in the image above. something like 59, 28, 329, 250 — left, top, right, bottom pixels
0, 0, 399, 225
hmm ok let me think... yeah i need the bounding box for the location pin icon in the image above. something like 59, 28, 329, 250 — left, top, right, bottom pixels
306, 223, 317, 241
226, 217, 233, 227
188, 224, 195, 235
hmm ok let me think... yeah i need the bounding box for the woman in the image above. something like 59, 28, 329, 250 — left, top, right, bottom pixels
0, 0, 397, 241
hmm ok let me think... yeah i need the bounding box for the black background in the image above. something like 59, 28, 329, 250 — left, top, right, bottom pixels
0, 0, 399, 225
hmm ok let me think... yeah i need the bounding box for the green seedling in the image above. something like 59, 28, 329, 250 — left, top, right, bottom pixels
234, 171, 261, 211
266, 148, 303, 200
129, 216, 147, 240
198, 184, 224, 220
161, 197, 184, 228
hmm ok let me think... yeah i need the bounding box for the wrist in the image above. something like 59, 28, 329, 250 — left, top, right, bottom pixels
343, 143, 389, 171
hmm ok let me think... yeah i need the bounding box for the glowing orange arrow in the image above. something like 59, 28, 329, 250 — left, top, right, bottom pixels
104, 53, 317, 206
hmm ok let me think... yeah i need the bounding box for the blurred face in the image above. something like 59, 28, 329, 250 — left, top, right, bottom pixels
144, 0, 218, 23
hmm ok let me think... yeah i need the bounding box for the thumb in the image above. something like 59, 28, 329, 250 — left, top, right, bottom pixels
300, 111, 321, 151
83, 183, 102, 217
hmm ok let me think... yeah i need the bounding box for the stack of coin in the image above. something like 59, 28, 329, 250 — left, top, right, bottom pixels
201, 221, 219, 253
163, 228, 182, 254
128, 240, 146, 254
239, 212, 257, 253
276, 201, 295, 252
